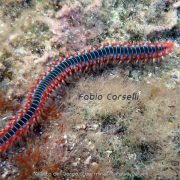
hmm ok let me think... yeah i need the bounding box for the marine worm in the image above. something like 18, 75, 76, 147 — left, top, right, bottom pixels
0, 41, 174, 153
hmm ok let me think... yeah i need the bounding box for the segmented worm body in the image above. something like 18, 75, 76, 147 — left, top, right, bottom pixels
0, 41, 174, 152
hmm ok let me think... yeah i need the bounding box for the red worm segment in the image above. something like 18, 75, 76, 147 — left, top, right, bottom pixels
0, 41, 174, 153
